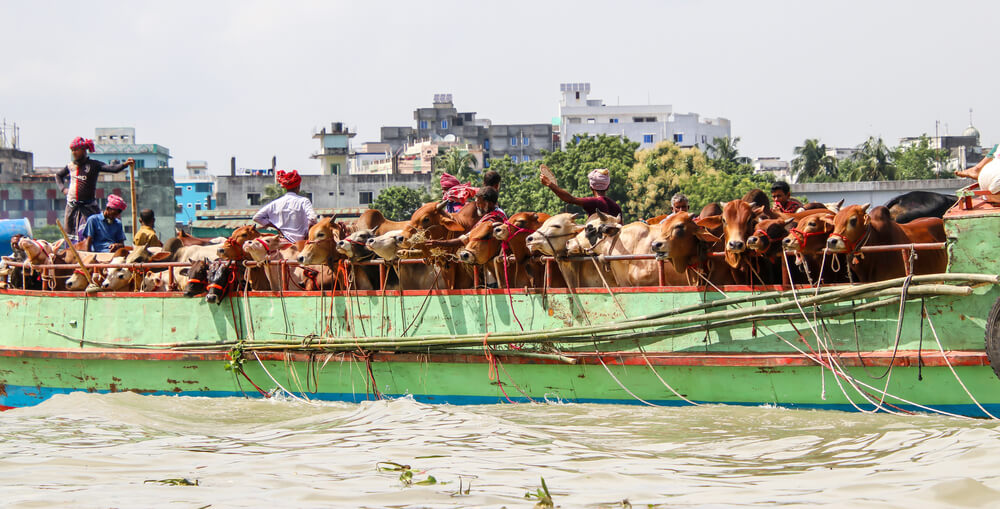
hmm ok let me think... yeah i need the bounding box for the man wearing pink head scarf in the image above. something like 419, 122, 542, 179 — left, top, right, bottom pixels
440, 172, 478, 214
56, 136, 135, 241
81, 194, 128, 253
540, 165, 622, 219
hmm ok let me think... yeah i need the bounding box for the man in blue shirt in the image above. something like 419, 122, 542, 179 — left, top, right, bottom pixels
83, 194, 127, 253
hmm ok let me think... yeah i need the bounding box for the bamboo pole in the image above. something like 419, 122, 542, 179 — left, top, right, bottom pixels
55, 220, 97, 291
129, 161, 138, 244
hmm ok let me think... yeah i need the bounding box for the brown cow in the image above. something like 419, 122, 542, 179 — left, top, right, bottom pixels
366, 229, 441, 290
777, 208, 848, 285
824, 204, 948, 281
492, 212, 553, 288
356, 209, 409, 236
297, 217, 349, 289
218, 224, 262, 260
402, 201, 483, 289
650, 212, 731, 286
705, 199, 768, 284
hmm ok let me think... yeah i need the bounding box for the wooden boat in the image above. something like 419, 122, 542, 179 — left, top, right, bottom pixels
2, 193, 999, 417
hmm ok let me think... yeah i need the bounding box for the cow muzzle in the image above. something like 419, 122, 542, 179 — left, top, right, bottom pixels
727, 239, 745, 253
826, 237, 847, 252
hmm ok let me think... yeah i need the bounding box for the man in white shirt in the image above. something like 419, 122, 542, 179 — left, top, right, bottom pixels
252, 170, 318, 242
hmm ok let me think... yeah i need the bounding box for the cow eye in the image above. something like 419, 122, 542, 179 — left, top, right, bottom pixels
476, 234, 492, 241
849, 217, 857, 226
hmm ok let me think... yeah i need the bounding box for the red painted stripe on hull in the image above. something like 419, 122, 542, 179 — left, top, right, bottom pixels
0, 346, 988, 368
0, 405, 14, 411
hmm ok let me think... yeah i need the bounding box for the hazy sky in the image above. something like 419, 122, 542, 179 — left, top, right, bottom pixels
1, 0, 996, 176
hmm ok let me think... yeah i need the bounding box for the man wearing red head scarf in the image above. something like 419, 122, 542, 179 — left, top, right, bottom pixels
56, 137, 136, 241
252, 170, 317, 242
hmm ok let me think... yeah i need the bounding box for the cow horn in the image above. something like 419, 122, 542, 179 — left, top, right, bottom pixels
859, 202, 870, 214
436, 201, 448, 212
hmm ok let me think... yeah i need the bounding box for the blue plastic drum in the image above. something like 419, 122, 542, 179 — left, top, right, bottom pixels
0, 218, 33, 257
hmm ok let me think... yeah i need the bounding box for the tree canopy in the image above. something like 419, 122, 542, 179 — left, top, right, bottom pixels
369, 185, 431, 221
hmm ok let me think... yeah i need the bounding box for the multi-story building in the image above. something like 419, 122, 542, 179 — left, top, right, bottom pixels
186, 160, 209, 179
174, 180, 214, 226
558, 83, 731, 152
90, 127, 171, 169
380, 94, 554, 165
753, 157, 793, 182
899, 123, 986, 173
312, 122, 356, 176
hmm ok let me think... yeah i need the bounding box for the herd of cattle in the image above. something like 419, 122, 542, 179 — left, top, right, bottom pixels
1, 190, 955, 299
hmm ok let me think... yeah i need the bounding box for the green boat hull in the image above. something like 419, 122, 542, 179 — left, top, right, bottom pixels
2, 209, 999, 415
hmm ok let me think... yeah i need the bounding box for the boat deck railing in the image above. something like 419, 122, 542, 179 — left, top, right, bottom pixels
3, 242, 947, 292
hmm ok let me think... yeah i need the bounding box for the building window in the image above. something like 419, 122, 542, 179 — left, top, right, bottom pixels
441, 120, 448, 129
673, 133, 684, 143
359, 191, 373, 205
186, 186, 193, 191
187, 203, 193, 208
510, 137, 518, 147
609, 118, 619, 123
522, 137, 529, 146
484, 139, 490, 150
329, 163, 340, 174
195, 203, 202, 210
575, 91, 580, 99
247, 193, 261, 206
586, 118, 595, 124
174, 187, 182, 196
135, 160, 145, 168
176, 203, 183, 212
701, 135, 707, 144
216, 192, 227, 207
419, 120, 428, 129
195, 183, 211, 192
643, 134, 654, 144
523, 155, 530, 162
0, 162, 3, 174
511, 155, 519, 163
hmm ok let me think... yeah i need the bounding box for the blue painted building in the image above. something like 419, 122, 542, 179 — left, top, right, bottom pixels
89, 127, 171, 169
175, 180, 214, 226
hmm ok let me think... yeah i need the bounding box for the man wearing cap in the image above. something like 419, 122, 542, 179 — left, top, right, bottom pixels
82, 194, 128, 253
252, 170, 317, 243
539, 165, 622, 219
56, 137, 135, 241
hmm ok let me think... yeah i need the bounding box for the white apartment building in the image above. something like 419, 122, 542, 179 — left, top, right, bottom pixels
753, 157, 793, 182
558, 83, 731, 151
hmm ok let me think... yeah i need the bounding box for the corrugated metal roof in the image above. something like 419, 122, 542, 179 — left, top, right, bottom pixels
195, 207, 367, 220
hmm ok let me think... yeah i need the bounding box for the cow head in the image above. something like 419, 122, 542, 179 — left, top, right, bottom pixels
243, 235, 281, 264
457, 221, 502, 265
298, 217, 343, 266
782, 210, 838, 254
825, 203, 871, 253
18, 237, 54, 266
715, 199, 767, 268
747, 217, 794, 254
205, 260, 233, 304
65, 253, 97, 291
525, 213, 582, 256
101, 245, 170, 292
183, 259, 210, 297
219, 224, 260, 260
574, 211, 623, 253
367, 230, 408, 261
493, 212, 546, 242
336, 228, 377, 261
650, 212, 720, 270
402, 201, 467, 244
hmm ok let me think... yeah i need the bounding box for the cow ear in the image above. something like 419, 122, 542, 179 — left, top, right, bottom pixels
820, 216, 835, 226
572, 224, 585, 234
859, 203, 870, 214
439, 216, 466, 233
695, 228, 721, 243
695, 215, 722, 230
569, 213, 581, 222
752, 205, 765, 216
150, 251, 172, 262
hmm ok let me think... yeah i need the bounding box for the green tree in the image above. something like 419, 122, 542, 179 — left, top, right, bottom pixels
791, 139, 838, 182
536, 134, 639, 215
626, 141, 773, 218
893, 135, 951, 180
431, 147, 479, 199
706, 136, 747, 173
261, 184, 285, 204
847, 137, 896, 181
369, 186, 432, 221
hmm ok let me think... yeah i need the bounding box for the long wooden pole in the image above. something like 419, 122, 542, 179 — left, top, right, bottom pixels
55, 220, 96, 289
129, 162, 138, 243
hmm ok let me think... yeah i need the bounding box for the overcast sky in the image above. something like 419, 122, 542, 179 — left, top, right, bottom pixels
1, 0, 996, 176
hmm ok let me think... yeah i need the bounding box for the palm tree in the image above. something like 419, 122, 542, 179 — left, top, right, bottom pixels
431, 147, 479, 198
791, 139, 838, 182
848, 137, 896, 181
261, 184, 285, 204
707, 136, 741, 164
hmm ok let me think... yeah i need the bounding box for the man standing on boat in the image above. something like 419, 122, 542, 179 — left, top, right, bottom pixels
56, 137, 135, 241
82, 194, 128, 253
540, 165, 622, 219
252, 170, 317, 243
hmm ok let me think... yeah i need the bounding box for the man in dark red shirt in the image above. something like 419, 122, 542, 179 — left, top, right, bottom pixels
540, 165, 622, 219
770, 181, 803, 214
55, 137, 134, 240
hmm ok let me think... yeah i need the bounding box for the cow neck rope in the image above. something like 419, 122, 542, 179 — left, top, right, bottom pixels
829, 223, 872, 264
